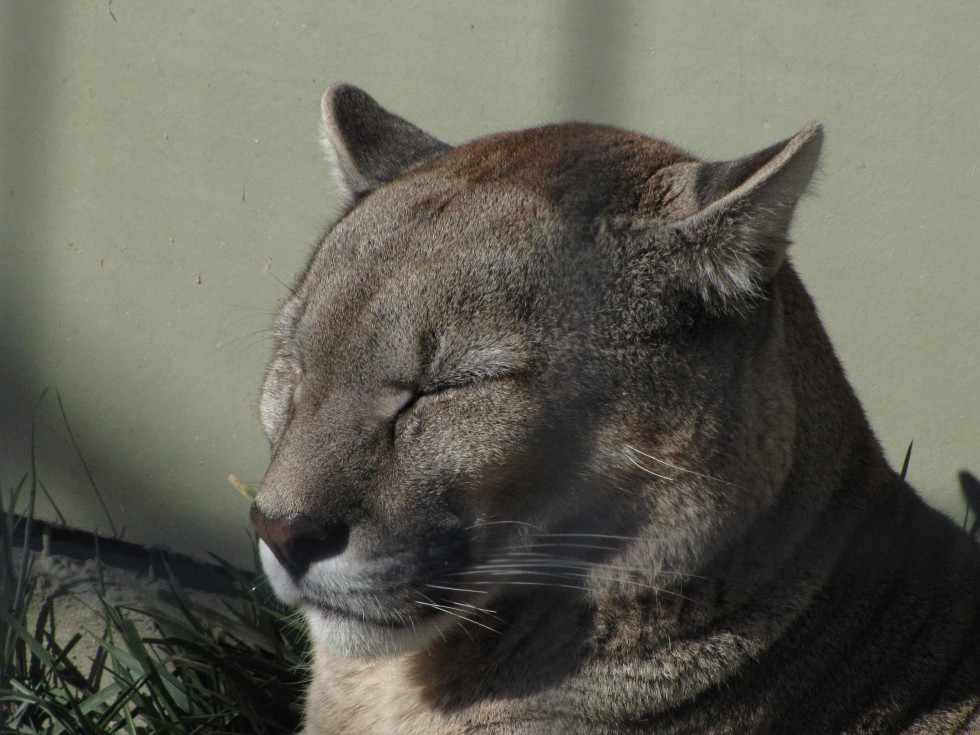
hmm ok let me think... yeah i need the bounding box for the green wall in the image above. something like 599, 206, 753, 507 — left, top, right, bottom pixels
2, 1, 977, 567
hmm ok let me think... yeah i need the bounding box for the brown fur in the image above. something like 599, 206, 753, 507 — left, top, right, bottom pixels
251, 84, 980, 734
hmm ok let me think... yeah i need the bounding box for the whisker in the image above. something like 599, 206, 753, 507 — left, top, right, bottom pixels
424, 583, 488, 596
520, 541, 619, 552
446, 599, 500, 616
419, 600, 479, 646
422, 585, 499, 615
525, 532, 659, 543
458, 566, 694, 602
442, 600, 504, 622
625, 453, 674, 481
625, 444, 741, 488
582, 573, 693, 602
461, 579, 593, 593
467, 519, 547, 533
483, 554, 696, 578
416, 601, 500, 634
470, 522, 672, 550
452, 568, 577, 579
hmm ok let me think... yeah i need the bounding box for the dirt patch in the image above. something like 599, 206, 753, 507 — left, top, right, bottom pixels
20, 545, 237, 673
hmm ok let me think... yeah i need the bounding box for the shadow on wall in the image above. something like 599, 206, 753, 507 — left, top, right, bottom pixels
0, 4, 64, 501
0, 6, 177, 543
559, 0, 633, 122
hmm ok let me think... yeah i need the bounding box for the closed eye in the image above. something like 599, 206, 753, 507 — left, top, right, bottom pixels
387, 379, 478, 440
395, 382, 457, 417
386, 362, 525, 437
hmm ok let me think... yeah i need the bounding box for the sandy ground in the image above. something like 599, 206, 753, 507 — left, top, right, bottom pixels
19, 547, 232, 675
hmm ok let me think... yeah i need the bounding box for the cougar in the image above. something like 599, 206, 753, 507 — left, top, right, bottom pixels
250, 84, 980, 733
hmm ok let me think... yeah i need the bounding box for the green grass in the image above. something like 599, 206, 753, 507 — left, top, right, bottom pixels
0, 485, 309, 734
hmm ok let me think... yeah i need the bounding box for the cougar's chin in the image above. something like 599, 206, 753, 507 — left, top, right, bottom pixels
258, 540, 459, 657
304, 604, 449, 658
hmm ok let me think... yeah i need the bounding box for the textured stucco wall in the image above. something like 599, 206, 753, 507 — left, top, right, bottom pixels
2, 1, 977, 567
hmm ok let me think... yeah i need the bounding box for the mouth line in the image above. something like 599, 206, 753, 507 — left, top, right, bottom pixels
297, 571, 473, 628
301, 591, 475, 657
305, 598, 444, 630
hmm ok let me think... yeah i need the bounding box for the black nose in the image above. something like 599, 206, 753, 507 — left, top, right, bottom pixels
250, 506, 349, 579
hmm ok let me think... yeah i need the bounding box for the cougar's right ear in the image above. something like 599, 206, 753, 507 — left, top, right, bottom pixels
320, 83, 451, 201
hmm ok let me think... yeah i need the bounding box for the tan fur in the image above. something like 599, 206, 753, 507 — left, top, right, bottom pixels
304, 648, 452, 735
252, 85, 980, 734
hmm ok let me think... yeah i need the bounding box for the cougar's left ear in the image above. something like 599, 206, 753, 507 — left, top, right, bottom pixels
668, 122, 823, 304
320, 83, 451, 200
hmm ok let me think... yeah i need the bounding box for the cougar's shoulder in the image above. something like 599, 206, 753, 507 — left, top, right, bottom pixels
251, 84, 980, 734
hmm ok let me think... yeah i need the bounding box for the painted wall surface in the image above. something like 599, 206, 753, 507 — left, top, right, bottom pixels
2, 2, 977, 567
